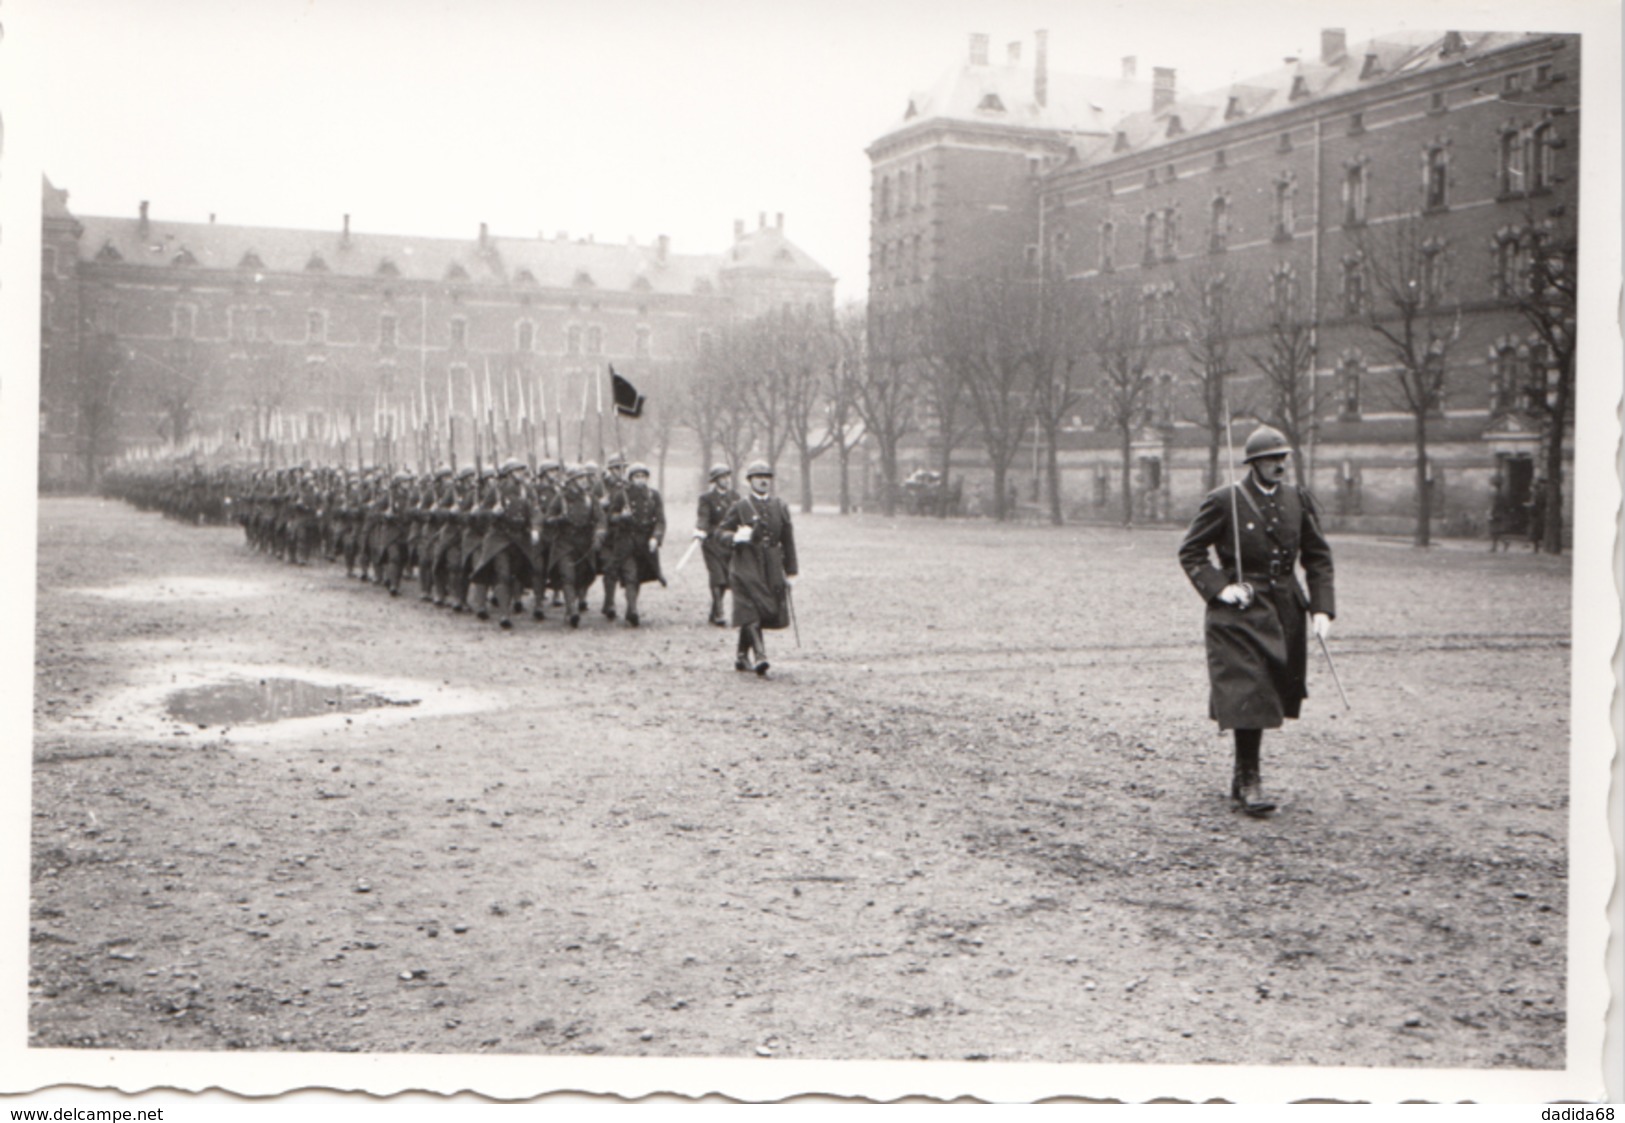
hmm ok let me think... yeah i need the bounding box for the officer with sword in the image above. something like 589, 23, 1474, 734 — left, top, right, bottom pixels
1177, 424, 1338, 816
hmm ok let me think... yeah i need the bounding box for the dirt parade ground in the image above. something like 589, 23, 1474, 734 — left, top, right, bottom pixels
26, 495, 1573, 1070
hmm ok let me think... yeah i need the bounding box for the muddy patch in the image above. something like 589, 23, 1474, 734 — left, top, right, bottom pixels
164, 677, 412, 727
48, 660, 491, 747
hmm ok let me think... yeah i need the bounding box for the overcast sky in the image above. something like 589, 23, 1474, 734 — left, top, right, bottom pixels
17, 0, 1593, 303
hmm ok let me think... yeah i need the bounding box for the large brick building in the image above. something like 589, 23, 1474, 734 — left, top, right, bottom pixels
868, 28, 1579, 534
39, 182, 833, 488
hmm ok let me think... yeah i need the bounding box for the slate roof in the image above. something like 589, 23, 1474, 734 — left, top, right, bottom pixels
64, 207, 828, 297
884, 56, 1151, 139
1089, 30, 1541, 162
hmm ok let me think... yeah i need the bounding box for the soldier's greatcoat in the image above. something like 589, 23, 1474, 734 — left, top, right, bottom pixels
696, 486, 739, 589
471, 476, 535, 586
1177, 477, 1335, 730
720, 493, 798, 631
606, 483, 666, 586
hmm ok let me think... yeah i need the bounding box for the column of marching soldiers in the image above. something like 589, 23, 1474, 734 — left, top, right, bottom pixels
106, 454, 702, 632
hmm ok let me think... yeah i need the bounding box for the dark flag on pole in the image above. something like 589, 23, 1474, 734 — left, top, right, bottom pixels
610, 366, 645, 419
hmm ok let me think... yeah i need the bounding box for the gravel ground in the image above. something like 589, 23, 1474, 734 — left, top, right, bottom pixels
29, 496, 1571, 1068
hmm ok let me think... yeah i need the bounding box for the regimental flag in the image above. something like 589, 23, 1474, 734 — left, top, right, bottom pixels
609, 366, 645, 419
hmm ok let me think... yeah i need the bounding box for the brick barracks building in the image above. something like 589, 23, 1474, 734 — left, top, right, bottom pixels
869, 29, 1578, 535
39, 180, 833, 489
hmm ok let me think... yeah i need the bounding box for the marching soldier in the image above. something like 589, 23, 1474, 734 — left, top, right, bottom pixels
376, 470, 417, 596
598, 453, 630, 620
528, 460, 563, 620
694, 464, 738, 626
543, 465, 607, 629
719, 461, 798, 677
1177, 425, 1336, 817
470, 458, 537, 630
604, 462, 665, 627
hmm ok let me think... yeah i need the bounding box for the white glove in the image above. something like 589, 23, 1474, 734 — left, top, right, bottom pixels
648, 537, 659, 553
733, 525, 753, 544
692, 529, 707, 540
784, 575, 796, 588
530, 529, 540, 545
1312, 612, 1332, 640
1217, 583, 1253, 608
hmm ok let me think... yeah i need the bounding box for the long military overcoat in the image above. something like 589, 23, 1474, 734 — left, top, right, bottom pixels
696, 486, 739, 589
1177, 477, 1335, 730
721, 493, 798, 630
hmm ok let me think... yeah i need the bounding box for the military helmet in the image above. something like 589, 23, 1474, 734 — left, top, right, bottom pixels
498, 457, 527, 477
535, 458, 561, 475
1242, 425, 1293, 463
744, 460, 773, 479
627, 462, 651, 480
707, 464, 732, 483
434, 466, 454, 480
566, 464, 592, 482
455, 466, 477, 481
581, 460, 600, 475
606, 452, 628, 470
392, 470, 414, 484
479, 467, 496, 480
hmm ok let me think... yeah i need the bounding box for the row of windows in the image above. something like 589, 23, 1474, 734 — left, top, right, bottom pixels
100, 306, 654, 358
875, 236, 925, 282
1081, 124, 1560, 273
876, 160, 928, 222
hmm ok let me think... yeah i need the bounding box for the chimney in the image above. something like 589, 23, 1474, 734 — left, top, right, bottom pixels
479, 221, 488, 250
774, 212, 784, 231
1152, 67, 1177, 113
657, 234, 669, 263
1034, 29, 1049, 107
1007, 41, 1021, 64
758, 211, 766, 230
1321, 28, 1347, 64
139, 200, 149, 237
969, 33, 989, 66
209, 213, 216, 225
734, 218, 744, 241
1121, 55, 1137, 80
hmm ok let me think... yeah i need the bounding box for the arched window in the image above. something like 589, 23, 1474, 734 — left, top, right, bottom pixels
1424, 145, 1450, 210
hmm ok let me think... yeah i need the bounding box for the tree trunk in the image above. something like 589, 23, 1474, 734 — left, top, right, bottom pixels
837, 443, 851, 514
798, 446, 814, 514
1542, 355, 1571, 556
1206, 433, 1220, 492
878, 440, 898, 517
1413, 410, 1431, 548
1119, 431, 1135, 527
1045, 423, 1063, 525
991, 460, 1009, 522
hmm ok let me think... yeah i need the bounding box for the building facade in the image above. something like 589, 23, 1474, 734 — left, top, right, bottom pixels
869, 29, 1579, 535
39, 184, 833, 488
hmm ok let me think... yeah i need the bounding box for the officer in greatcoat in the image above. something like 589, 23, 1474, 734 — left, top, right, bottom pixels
719, 461, 798, 677
604, 462, 665, 627
694, 464, 738, 626
1176, 425, 1335, 816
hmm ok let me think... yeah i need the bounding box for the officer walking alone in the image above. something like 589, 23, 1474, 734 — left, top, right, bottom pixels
720, 461, 797, 677
1177, 425, 1336, 816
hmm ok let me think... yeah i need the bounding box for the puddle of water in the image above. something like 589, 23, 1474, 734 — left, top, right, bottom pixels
165, 677, 415, 727
78, 577, 268, 601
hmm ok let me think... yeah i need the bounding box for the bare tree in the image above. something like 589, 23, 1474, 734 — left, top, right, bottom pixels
1245, 267, 1317, 489
1177, 262, 1243, 491
827, 303, 870, 514
853, 302, 919, 516
930, 275, 1036, 522
914, 301, 974, 517
1353, 209, 1462, 547
78, 331, 125, 485
1019, 276, 1089, 524
686, 329, 756, 477
1511, 210, 1577, 555
766, 307, 838, 514
1088, 281, 1158, 527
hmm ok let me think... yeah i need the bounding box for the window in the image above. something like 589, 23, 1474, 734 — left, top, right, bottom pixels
586, 325, 603, 355
1203, 276, 1226, 322
1159, 208, 1178, 261
1209, 196, 1229, 252
173, 304, 196, 339
1492, 345, 1521, 414
1424, 145, 1449, 210
898, 168, 911, 211
914, 160, 926, 208
307, 309, 325, 343
911, 235, 923, 279
42, 246, 56, 276
516, 320, 534, 353
635, 325, 652, 358
1500, 129, 1526, 196
1142, 212, 1159, 265
1530, 123, 1556, 192
1270, 266, 1297, 318
41, 292, 54, 332
1024, 244, 1040, 272
1493, 232, 1522, 298
1428, 91, 1447, 114
1348, 111, 1365, 135
1343, 161, 1369, 226
1342, 257, 1366, 316
1273, 176, 1296, 240
1421, 240, 1447, 307
379, 312, 398, 349
879, 176, 891, 220
450, 316, 468, 350
566, 325, 582, 355
1099, 221, 1115, 272
1503, 71, 1524, 94
1338, 359, 1363, 418
1525, 342, 1552, 412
